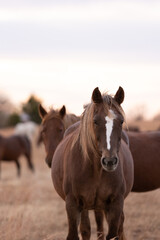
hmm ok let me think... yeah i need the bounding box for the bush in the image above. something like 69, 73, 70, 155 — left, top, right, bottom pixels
7, 113, 21, 126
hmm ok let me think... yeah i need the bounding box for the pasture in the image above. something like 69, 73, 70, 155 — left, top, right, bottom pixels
0, 124, 160, 240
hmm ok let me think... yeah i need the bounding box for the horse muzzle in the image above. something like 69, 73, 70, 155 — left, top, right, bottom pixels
101, 156, 119, 172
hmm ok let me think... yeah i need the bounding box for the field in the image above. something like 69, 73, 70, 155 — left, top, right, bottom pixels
0, 123, 160, 240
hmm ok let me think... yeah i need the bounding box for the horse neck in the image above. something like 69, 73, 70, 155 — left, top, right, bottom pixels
64, 114, 78, 130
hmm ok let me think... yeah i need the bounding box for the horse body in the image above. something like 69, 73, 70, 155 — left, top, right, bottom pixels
0, 134, 34, 177
128, 131, 160, 192
52, 87, 134, 240
53, 136, 133, 208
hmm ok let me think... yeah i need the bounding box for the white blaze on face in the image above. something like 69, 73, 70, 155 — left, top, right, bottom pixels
105, 110, 116, 150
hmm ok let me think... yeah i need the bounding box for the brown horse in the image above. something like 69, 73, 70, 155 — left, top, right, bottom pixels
52, 87, 134, 240
0, 134, 34, 177
38, 104, 80, 167
127, 131, 160, 192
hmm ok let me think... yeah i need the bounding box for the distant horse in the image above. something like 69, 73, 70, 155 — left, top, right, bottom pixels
0, 134, 34, 177
127, 131, 160, 192
14, 121, 38, 142
38, 104, 80, 167
52, 87, 134, 240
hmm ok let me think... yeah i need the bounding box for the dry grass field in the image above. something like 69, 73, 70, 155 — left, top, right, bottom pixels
0, 122, 160, 240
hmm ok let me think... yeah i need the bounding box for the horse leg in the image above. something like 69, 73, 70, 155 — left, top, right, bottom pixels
80, 210, 91, 240
15, 160, 21, 177
104, 197, 125, 240
118, 212, 126, 240
94, 210, 104, 240
25, 153, 34, 172
65, 195, 80, 240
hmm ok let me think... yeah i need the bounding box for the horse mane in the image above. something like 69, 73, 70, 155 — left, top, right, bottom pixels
72, 93, 125, 161
63, 114, 80, 129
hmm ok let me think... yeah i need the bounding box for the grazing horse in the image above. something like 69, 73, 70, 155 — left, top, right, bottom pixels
127, 131, 160, 192
38, 104, 80, 167
0, 134, 34, 177
52, 87, 134, 240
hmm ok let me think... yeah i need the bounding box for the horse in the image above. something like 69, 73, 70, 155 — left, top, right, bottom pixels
0, 134, 34, 177
127, 130, 160, 192
38, 104, 80, 167
14, 121, 38, 142
51, 87, 134, 240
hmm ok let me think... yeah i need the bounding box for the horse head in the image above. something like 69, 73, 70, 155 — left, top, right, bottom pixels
38, 104, 66, 167
92, 87, 124, 172
80, 87, 124, 172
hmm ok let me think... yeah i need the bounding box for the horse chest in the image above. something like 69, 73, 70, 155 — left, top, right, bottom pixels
75, 174, 117, 210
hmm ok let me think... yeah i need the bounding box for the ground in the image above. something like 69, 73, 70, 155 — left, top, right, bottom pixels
0, 123, 160, 240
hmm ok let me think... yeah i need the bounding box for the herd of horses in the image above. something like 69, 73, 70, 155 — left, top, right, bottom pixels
0, 86, 160, 239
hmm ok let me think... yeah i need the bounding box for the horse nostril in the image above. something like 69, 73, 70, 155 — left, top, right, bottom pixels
101, 157, 118, 167
101, 157, 107, 165
112, 157, 118, 165
106, 157, 118, 166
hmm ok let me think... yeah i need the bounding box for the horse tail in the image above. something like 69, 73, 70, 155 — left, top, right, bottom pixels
21, 135, 35, 172
23, 135, 31, 153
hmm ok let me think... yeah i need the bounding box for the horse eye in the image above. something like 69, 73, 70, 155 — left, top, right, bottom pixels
58, 128, 63, 132
121, 120, 124, 125
94, 120, 98, 125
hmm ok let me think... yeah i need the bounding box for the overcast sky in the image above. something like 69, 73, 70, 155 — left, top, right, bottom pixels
0, 0, 160, 119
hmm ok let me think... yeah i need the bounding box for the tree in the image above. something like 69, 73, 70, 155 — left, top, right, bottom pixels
22, 95, 42, 124
0, 93, 16, 128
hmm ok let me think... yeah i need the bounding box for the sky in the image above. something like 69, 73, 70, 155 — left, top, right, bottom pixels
0, 0, 160, 119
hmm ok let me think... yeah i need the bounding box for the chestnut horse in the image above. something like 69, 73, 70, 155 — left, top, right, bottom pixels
52, 87, 134, 240
0, 134, 34, 177
38, 104, 80, 167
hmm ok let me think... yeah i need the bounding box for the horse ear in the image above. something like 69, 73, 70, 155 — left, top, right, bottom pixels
92, 87, 103, 103
114, 86, 124, 105
38, 104, 47, 119
59, 105, 66, 118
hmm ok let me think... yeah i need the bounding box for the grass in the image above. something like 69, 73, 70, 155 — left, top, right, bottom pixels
0, 123, 160, 240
